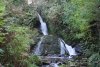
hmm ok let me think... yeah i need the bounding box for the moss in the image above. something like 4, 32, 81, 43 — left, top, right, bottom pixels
29, 55, 41, 66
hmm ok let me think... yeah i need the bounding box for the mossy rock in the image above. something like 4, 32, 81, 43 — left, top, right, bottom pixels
35, 35, 60, 55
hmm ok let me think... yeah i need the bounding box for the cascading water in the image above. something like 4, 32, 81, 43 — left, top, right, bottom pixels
34, 12, 78, 67
37, 13, 48, 35
34, 13, 48, 55
59, 38, 77, 58
65, 44, 77, 58
59, 38, 66, 55
34, 36, 44, 55
50, 63, 59, 67
37, 13, 76, 57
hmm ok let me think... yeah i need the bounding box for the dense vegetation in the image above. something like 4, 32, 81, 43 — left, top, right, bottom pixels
0, 0, 100, 67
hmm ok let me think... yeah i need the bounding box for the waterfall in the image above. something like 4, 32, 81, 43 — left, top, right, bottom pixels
59, 38, 66, 55
59, 38, 77, 58
34, 37, 44, 55
35, 13, 77, 57
65, 44, 77, 58
37, 13, 48, 35
33, 12, 78, 67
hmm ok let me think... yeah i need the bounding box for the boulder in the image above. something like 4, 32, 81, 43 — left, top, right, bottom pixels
34, 35, 60, 55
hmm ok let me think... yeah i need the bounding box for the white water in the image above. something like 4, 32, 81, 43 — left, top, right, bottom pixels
59, 38, 66, 55
34, 37, 44, 55
59, 38, 77, 58
37, 13, 48, 35
53, 63, 59, 67
27, 0, 32, 4
50, 63, 59, 67
42, 63, 59, 67
65, 44, 77, 58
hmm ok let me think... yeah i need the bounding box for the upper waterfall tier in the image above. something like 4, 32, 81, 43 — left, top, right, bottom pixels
37, 13, 48, 35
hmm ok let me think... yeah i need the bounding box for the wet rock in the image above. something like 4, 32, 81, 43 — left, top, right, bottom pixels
42, 35, 60, 55
43, 35, 60, 55
34, 35, 60, 55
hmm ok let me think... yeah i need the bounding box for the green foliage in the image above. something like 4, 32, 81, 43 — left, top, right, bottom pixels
0, 1, 40, 66
0, 0, 5, 16
0, 25, 36, 66
62, 0, 96, 41
0, 0, 5, 46
4, 0, 36, 28
0, 28, 7, 47
0, 19, 4, 26
7, 25, 30, 55
88, 53, 100, 67
28, 55, 41, 66
0, 36, 4, 43
0, 0, 5, 26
